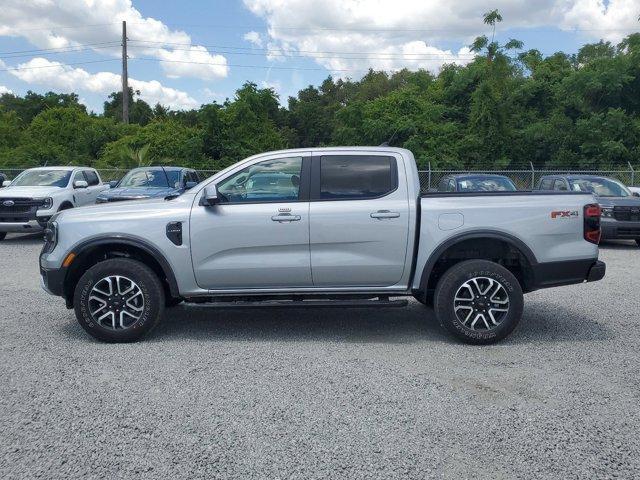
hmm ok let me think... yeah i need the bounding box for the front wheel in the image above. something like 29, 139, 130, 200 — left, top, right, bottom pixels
434, 260, 523, 345
636, 239, 640, 248
74, 258, 165, 342
0, 232, 6, 241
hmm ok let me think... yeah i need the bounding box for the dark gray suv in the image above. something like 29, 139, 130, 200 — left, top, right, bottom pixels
537, 174, 640, 247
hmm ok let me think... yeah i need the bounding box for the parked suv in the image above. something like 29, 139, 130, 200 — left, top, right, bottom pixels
0, 166, 106, 240
438, 174, 517, 192
538, 174, 640, 246
96, 166, 200, 203
40, 148, 605, 345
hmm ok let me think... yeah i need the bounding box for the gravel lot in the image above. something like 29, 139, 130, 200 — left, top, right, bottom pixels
1, 233, 639, 479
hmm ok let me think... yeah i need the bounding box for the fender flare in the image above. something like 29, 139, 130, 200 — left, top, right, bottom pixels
417, 230, 539, 293
68, 234, 180, 298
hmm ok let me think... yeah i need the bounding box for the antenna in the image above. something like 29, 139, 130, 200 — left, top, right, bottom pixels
379, 126, 400, 147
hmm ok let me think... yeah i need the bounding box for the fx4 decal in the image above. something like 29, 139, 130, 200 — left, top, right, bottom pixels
551, 210, 579, 219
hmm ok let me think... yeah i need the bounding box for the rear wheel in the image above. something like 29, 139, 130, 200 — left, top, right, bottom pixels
434, 259, 523, 345
73, 258, 165, 342
636, 239, 640, 248
0, 232, 6, 241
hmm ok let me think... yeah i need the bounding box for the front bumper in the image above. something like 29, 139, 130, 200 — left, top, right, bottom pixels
601, 218, 640, 240
0, 219, 45, 233
39, 264, 66, 298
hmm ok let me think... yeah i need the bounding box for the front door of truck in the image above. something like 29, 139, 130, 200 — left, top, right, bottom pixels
308, 153, 410, 287
190, 154, 313, 290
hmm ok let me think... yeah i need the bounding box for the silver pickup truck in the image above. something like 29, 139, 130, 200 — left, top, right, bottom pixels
39, 147, 605, 344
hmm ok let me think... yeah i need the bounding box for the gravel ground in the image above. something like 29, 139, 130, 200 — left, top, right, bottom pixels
1, 233, 639, 479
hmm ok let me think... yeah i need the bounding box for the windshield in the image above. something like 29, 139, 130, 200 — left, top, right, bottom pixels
11, 169, 71, 187
118, 169, 181, 189
569, 177, 631, 197
457, 177, 516, 192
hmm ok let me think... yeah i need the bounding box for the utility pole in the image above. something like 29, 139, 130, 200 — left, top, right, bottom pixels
121, 20, 129, 124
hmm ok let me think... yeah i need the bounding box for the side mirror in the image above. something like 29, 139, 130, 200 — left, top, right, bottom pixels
201, 185, 219, 206
109, 180, 119, 189
633, 192, 640, 198
185, 181, 197, 190
74, 180, 88, 189
1, 180, 10, 188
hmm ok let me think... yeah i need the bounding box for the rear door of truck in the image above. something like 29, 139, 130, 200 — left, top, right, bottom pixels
308, 150, 410, 287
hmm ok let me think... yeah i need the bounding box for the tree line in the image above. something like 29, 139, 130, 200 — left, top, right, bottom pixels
1, 29, 639, 172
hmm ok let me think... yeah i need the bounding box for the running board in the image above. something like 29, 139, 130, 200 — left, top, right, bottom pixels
184, 297, 408, 309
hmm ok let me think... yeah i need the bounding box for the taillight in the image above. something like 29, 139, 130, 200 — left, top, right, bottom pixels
584, 203, 601, 244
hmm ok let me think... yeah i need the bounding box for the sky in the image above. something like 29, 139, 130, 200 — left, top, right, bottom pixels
0, 0, 638, 113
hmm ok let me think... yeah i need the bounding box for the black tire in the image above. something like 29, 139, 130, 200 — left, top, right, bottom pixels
59, 202, 73, 211
636, 239, 640, 248
0, 232, 6, 241
74, 258, 165, 342
434, 259, 523, 345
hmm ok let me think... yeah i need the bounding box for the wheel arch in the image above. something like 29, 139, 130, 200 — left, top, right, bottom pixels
416, 230, 539, 300
63, 236, 180, 307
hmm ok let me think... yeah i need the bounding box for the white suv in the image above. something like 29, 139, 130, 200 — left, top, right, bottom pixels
0, 166, 107, 239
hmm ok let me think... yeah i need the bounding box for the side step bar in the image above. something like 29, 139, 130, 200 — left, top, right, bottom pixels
184, 297, 408, 309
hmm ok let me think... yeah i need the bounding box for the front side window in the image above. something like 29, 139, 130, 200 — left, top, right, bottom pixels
319, 155, 395, 200
11, 169, 72, 187
217, 157, 303, 203
84, 170, 100, 186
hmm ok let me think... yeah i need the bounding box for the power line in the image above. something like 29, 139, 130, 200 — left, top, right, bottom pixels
0, 41, 121, 57
0, 58, 119, 72
148, 22, 640, 34
129, 40, 477, 59
133, 57, 471, 73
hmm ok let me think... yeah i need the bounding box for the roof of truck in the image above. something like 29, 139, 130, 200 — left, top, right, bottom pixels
24, 166, 83, 171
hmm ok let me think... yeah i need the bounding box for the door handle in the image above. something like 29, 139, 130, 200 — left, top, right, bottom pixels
370, 210, 400, 219
271, 213, 301, 222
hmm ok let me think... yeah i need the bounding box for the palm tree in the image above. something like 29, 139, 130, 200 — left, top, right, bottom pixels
118, 143, 152, 168
483, 9, 503, 43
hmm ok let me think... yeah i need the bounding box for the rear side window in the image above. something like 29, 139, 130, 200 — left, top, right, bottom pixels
554, 179, 568, 191
318, 155, 396, 200
84, 170, 100, 186
539, 178, 553, 190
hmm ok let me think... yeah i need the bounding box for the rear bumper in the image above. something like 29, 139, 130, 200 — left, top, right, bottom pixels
530, 259, 605, 290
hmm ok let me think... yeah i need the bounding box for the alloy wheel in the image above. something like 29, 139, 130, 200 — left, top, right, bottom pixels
88, 276, 145, 330
453, 277, 510, 331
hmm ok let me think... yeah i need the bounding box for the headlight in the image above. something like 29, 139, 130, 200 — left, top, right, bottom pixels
37, 197, 53, 209
601, 207, 614, 218
42, 221, 58, 254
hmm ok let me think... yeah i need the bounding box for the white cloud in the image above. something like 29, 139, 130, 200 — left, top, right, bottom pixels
242, 0, 640, 75
244, 31, 264, 47
157, 46, 228, 80
0, 0, 228, 80
0, 85, 12, 95
9, 58, 199, 110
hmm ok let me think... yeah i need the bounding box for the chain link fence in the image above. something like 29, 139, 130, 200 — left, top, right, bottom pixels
1, 165, 638, 193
